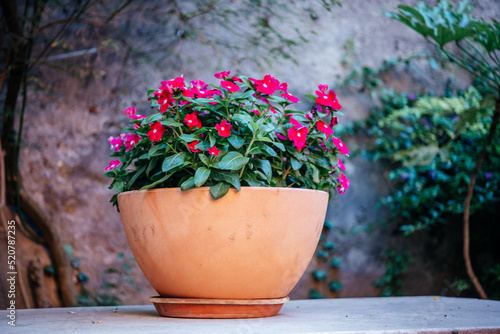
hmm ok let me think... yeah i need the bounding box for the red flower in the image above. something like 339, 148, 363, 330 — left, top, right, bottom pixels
287, 126, 308, 150
157, 90, 176, 113
124, 134, 142, 152
315, 90, 338, 107
208, 146, 220, 156
250, 74, 280, 95
332, 136, 349, 156
317, 121, 333, 136
250, 109, 261, 116
147, 122, 166, 142
184, 113, 201, 130
330, 116, 339, 127
188, 141, 202, 153
215, 119, 232, 137
214, 71, 230, 79
337, 172, 350, 194
281, 92, 299, 103
108, 136, 124, 151
221, 80, 240, 92
105, 160, 120, 172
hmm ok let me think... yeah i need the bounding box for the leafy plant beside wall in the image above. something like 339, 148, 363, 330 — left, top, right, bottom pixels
380, 0, 500, 299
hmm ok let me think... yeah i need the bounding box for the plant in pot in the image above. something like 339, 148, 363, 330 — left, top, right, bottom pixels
104, 71, 350, 318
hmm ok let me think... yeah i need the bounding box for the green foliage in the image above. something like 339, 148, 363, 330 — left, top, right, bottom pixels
76, 252, 140, 306
308, 220, 342, 298
351, 86, 499, 235
374, 250, 412, 297
384, 0, 500, 89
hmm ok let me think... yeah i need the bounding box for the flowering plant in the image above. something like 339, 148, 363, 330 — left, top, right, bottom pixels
105, 71, 350, 208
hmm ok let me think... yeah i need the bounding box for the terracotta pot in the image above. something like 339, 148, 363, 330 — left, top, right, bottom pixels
118, 187, 328, 301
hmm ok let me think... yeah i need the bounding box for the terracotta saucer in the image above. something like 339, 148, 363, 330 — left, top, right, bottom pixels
148, 296, 290, 319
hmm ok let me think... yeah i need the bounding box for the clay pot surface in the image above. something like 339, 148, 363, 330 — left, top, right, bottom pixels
118, 187, 328, 299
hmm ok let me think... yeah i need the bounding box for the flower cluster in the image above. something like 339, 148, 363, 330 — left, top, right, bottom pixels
105, 72, 350, 206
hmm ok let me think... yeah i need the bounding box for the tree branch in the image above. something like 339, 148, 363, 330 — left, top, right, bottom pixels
463, 91, 500, 300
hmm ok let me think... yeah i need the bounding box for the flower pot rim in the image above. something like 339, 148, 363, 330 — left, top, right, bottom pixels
117, 186, 328, 198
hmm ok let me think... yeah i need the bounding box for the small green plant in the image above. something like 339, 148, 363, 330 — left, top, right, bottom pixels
374, 250, 412, 297
76, 252, 141, 306
308, 220, 342, 298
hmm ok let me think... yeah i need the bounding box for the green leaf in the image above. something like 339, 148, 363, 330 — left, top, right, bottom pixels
139, 173, 172, 190
211, 169, 241, 190
141, 113, 163, 125
179, 134, 202, 143
161, 119, 182, 127
228, 135, 246, 148
162, 152, 186, 172
291, 158, 302, 170
148, 144, 166, 158
218, 151, 250, 170
128, 164, 147, 187
270, 141, 285, 152
198, 154, 210, 167
233, 89, 256, 100
256, 142, 277, 157
180, 177, 196, 191
208, 133, 216, 147
209, 182, 231, 199
113, 180, 124, 192
251, 159, 272, 182
242, 171, 261, 187
194, 167, 211, 187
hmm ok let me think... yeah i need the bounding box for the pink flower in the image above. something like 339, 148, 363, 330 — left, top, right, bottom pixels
250, 109, 261, 116
105, 160, 120, 172
124, 134, 142, 152
214, 71, 230, 79
278, 82, 288, 92
288, 116, 304, 129
208, 146, 220, 156
287, 126, 308, 150
318, 84, 328, 93
159, 76, 186, 91
184, 113, 201, 130
188, 141, 202, 153
317, 121, 333, 136
133, 123, 141, 130
215, 119, 232, 137
108, 136, 124, 151
332, 136, 349, 156
129, 114, 147, 120
281, 92, 299, 103
275, 132, 287, 140
250, 74, 280, 95
190, 80, 207, 90
221, 80, 240, 92
338, 158, 346, 171
123, 106, 136, 115
337, 172, 350, 194
147, 122, 166, 142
